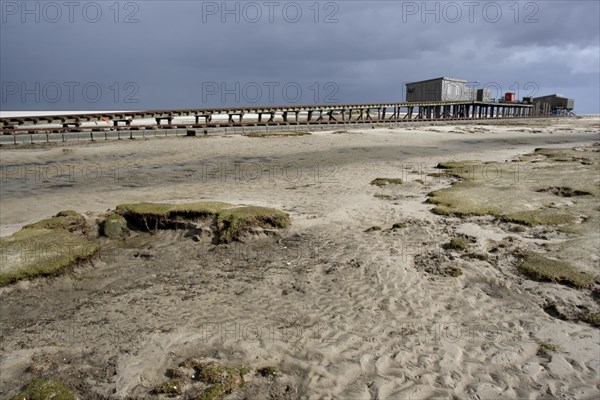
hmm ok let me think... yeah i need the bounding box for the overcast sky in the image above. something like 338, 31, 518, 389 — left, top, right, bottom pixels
1, 0, 599, 113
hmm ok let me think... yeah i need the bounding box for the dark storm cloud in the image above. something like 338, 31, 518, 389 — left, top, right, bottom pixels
1, 0, 598, 112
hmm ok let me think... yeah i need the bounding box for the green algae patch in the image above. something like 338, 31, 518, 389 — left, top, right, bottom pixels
10, 378, 75, 400
0, 226, 99, 287
427, 183, 503, 217
216, 206, 290, 243
518, 252, 593, 289
501, 210, 575, 226
428, 146, 599, 223
429, 145, 599, 289
370, 178, 403, 187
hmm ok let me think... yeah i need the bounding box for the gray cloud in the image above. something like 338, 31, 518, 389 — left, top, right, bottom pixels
1, 0, 598, 113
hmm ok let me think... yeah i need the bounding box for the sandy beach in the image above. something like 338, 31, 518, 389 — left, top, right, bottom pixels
1, 117, 599, 399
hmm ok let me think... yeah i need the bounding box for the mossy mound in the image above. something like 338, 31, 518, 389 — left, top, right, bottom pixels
10, 378, 75, 400
166, 358, 251, 400
152, 379, 183, 395
116, 202, 232, 219
537, 341, 560, 357
0, 219, 99, 287
116, 202, 290, 243
518, 252, 593, 289
370, 178, 403, 187
116, 202, 234, 231
216, 206, 290, 243
196, 361, 248, 386
101, 212, 130, 240
156, 358, 288, 399
23, 210, 85, 232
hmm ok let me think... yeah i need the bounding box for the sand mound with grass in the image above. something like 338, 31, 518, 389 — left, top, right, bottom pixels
0, 211, 99, 286
0, 203, 290, 287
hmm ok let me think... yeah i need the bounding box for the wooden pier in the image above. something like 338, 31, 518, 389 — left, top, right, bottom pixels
1, 100, 534, 135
